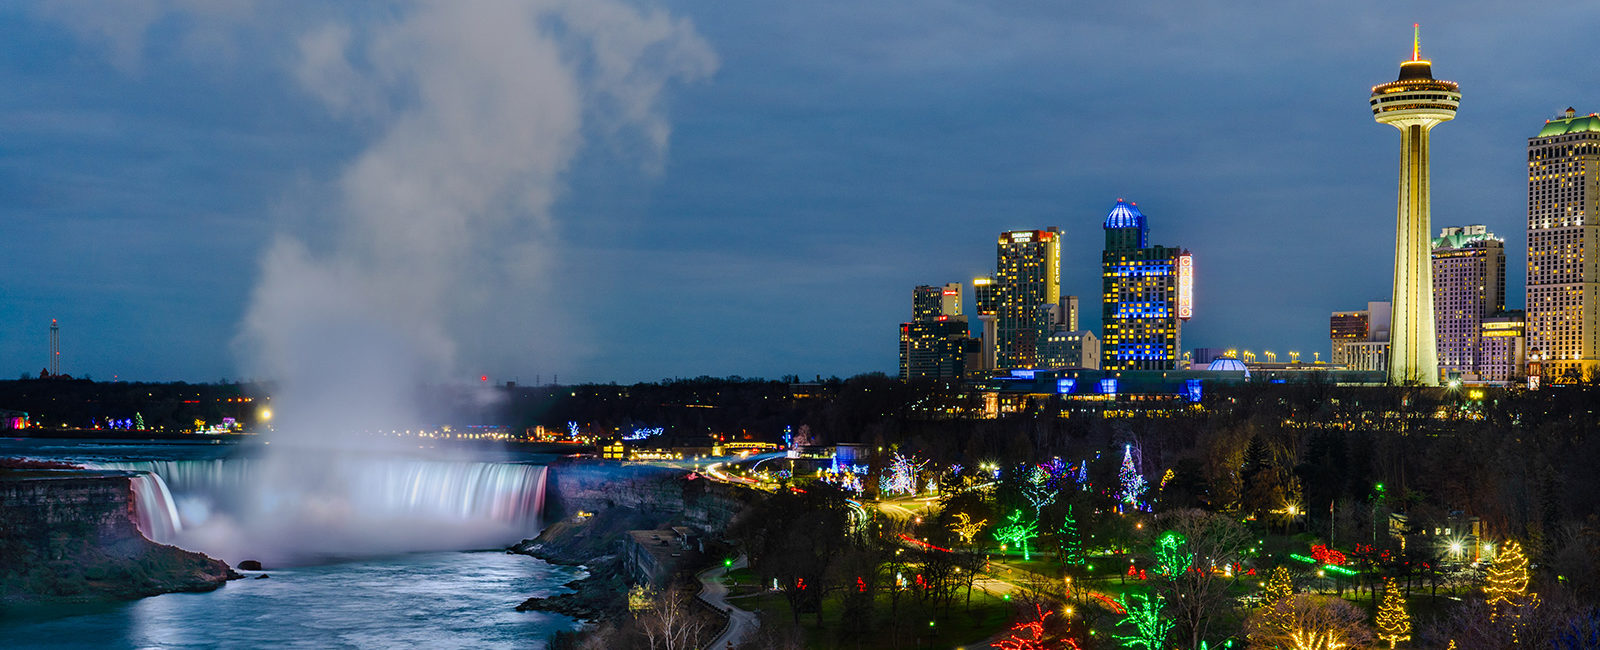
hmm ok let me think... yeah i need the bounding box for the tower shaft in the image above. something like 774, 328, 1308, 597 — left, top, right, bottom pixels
1389, 122, 1440, 384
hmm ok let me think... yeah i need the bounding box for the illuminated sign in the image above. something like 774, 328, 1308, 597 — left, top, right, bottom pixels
1099, 378, 1118, 395
1177, 254, 1194, 320
1184, 379, 1202, 403
1010, 369, 1036, 379
1005, 231, 1034, 243
1056, 378, 1076, 394
942, 290, 958, 296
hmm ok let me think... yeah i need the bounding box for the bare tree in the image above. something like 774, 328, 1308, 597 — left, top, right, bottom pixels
637, 587, 706, 650
1244, 595, 1373, 650
1146, 509, 1251, 647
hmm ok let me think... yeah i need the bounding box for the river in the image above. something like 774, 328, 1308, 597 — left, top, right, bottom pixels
0, 438, 581, 648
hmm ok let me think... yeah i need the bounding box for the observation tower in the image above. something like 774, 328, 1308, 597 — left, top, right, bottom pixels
1370, 25, 1459, 386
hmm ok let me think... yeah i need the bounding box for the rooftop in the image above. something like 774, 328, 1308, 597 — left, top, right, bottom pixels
1103, 199, 1147, 230
1537, 111, 1600, 138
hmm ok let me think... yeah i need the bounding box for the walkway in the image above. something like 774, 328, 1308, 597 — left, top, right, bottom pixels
698, 553, 758, 650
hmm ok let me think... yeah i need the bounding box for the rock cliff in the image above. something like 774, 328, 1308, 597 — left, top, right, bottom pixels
0, 471, 237, 605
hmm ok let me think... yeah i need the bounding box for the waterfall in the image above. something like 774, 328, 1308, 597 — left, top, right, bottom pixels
92, 457, 548, 563
127, 472, 183, 543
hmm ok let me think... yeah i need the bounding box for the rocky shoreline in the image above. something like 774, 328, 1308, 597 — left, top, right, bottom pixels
506, 505, 674, 621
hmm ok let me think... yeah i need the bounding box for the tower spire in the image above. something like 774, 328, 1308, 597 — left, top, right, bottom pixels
1412, 23, 1420, 61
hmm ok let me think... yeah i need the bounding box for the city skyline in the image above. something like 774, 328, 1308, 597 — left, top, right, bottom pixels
6, 3, 1600, 383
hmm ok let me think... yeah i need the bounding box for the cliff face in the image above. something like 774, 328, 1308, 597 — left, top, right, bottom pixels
0, 472, 237, 605
542, 461, 749, 532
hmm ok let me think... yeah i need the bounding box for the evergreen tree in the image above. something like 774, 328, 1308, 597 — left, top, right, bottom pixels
1057, 504, 1084, 568
1375, 578, 1412, 648
1252, 566, 1296, 640
1119, 444, 1147, 509
1485, 540, 1532, 617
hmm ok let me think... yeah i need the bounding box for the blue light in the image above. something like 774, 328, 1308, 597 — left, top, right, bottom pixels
1185, 379, 1202, 403
1057, 378, 1076, 394
1099, 378, 1118, 395
1009, 369, 1036, 379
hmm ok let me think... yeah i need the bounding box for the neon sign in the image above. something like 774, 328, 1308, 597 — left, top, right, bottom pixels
1177, 253, 1194, 320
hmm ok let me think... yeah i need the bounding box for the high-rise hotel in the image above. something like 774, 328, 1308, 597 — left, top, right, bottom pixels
1527, 108, 1600, 382
992, 229, 1061, 369
1101, 199, 1192, 371
1431, 225, 1504, 380
899, 283, 969, 380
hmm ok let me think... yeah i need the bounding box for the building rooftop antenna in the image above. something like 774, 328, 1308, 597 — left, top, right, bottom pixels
1412, 23, 1420, 62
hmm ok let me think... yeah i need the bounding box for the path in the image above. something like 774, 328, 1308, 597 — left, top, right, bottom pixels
698, 553, 758, 650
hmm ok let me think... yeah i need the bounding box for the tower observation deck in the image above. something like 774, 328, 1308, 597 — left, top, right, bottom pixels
1371, 25, 1459, 386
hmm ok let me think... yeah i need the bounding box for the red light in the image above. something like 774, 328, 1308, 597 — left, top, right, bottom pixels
937, 315, 948, 321
942, 290, 957, 296
480, 375, 488, 382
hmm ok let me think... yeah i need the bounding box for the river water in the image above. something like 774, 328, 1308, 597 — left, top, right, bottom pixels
0, 438, 581, 648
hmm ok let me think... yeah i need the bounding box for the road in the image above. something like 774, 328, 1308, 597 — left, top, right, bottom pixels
698, 553, 758, 650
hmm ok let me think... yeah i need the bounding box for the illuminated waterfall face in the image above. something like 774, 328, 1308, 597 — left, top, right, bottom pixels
105, 457, 546, 566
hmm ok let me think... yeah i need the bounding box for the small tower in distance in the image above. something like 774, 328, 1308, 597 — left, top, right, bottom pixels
49, 319, 60, 377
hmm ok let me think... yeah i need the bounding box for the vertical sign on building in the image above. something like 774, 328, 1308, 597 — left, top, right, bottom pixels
1177, 253, 1194, 320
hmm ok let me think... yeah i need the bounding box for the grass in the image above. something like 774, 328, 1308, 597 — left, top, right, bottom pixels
744, 585, 1015, 649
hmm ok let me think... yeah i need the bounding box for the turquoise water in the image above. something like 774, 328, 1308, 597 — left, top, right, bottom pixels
1, 551, 581, 649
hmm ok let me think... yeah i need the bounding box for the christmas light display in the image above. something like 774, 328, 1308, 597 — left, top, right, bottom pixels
1484, 539, 1531, 617
950, 512, 987, 545
1023, 466, 1058, 515
1375, 578, 1411, 649
995, 604, 1054, 650
994, 510, 1040, 561
1115, 592, 1174, 649
881, 452, 928, 496
1118, 444, 1147, 509
1256, 566, 1295, 638
1058, 505, 1084, 566
1153, 531, 1192, 576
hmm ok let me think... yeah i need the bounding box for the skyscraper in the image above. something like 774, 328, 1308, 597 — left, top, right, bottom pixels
899, 283, 968, 381
1479, 310, 1526, 384
1101, 199, 1192, 371
1371, 25, 1458, 386
1431, 225, 1505, 380
1330, 302, 1391, 372
1526, 107, 1600, 382
994, 228, 1061, 368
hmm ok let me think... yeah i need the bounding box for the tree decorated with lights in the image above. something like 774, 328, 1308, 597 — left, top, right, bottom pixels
950, 512, 987, 546
1152, 531, 1193, 577
995, 604, 1053, 650
1058, 505, 1084, 567
1115, 592, 1174, 649
994, 510, 1040, 561
1375, 578, 1411, 648
1251, 566, 1296, 640
1484, 539, 1532, 617
1023, 466, 1058, 516
1119, 444, 1147, 510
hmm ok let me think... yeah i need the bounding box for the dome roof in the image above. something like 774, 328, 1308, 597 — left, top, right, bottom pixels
1103, 199, 1147, 230
1206, 358, 1250, 378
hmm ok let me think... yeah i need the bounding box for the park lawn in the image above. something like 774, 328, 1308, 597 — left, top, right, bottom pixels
747, 586, 1015, 649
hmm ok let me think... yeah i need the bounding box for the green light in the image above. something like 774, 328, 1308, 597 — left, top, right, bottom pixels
1288, 553, 1318, 564
929, 620, 936, 627
1324, 564, 1358, 576
724, 558, 732, 567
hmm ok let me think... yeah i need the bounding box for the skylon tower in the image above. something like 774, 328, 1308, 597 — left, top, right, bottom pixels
1370, 25, 1459, 385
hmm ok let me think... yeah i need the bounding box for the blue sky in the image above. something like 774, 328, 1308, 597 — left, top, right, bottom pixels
2, 1, 1597, 384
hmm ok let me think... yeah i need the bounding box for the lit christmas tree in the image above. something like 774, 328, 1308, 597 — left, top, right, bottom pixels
1375, 578, 1411, 648
1253, 565, 1295, 639
1058, 505, 1084, 567
1484, 539, 1531, 617
1118, 444, 1147, 510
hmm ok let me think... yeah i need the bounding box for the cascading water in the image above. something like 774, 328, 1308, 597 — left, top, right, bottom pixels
92, 456, 548, 565
127, 472, 183, 543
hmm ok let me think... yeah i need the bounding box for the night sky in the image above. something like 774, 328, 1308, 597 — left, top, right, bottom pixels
3, 1, 1598, 384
